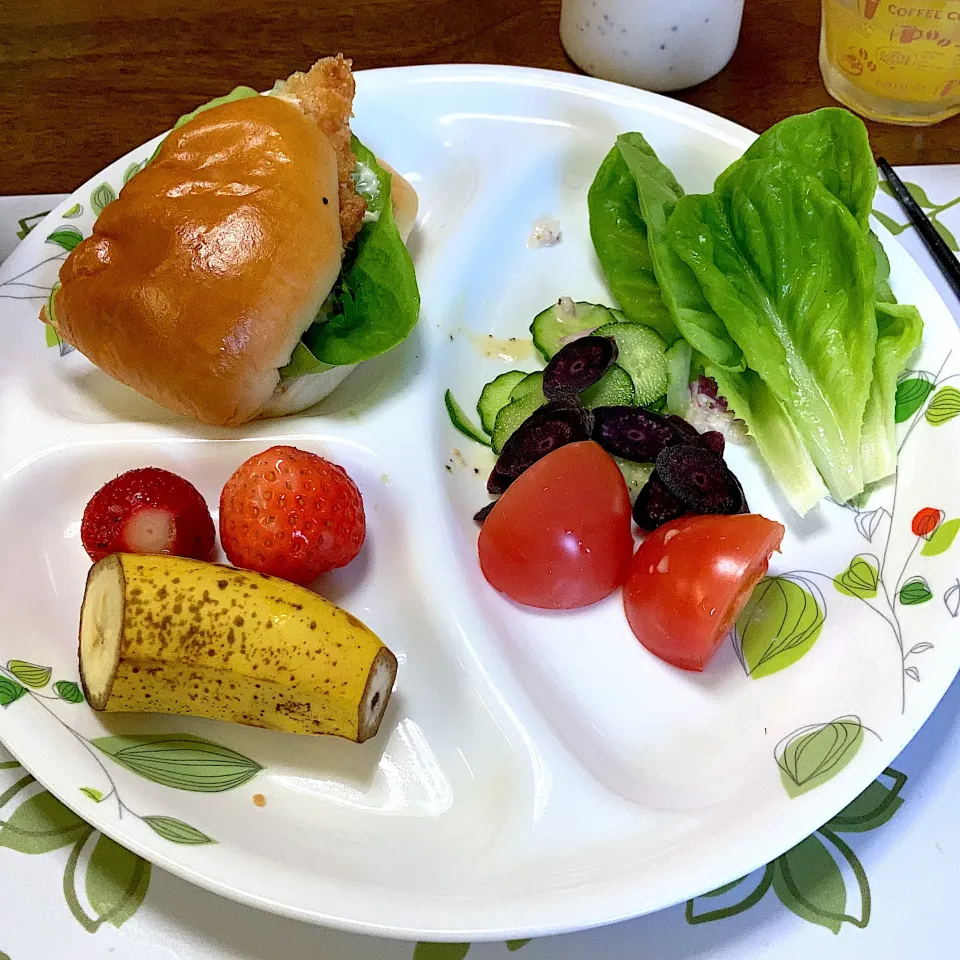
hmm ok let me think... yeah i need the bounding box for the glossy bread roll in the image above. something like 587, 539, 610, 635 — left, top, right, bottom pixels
48, 57, 419, 427
53, 96, 341, 426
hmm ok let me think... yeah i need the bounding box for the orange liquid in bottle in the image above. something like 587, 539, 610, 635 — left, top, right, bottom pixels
820, 0, 960, 124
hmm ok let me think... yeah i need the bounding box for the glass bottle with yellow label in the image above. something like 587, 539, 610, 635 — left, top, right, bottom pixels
820, 0, 960, 124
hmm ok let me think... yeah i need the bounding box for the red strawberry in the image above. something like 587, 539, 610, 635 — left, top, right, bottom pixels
219, 445, 366, 585
81, 467, 216, 563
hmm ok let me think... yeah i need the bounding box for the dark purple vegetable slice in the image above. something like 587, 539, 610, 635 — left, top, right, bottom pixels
542, 336, 617, 399
699, 430, 725, 456
489, 399, 594, 491
474, 501, 497, 524
487, 469, 511, 496
655, 444, 745, 515
592, 406, 678, 462
632, 472, 687, 531
665, 414, 701, 443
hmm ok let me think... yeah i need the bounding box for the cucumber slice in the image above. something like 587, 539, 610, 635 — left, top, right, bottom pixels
614, 457, 654, 504
477, 371, 527, 435
509, 371, 544, 402
531, 300, 616, 361
491, 391, 545, 453
665, 339, 693, 416
580, 364, 635, 409
593, 322, 668, 406
444, 389, 491, 447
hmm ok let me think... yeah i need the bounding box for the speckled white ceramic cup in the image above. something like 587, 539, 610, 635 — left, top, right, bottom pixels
560, 0, 745, 92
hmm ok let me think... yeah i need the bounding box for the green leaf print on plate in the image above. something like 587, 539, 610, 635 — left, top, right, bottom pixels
920, 517, 960, 556
7, 660, 51, 689
734, 575, 825, 679
776, 717, 864, 798
894, 375, 936, 423
90, 182, 117, 217
143, 815, 215, 845
80, 787, 105, 803
53, 680, 85, 704
899, 576, 933, 605
91, 734, 262, 792
123, 161, 145, 184
0, 677, 25, 707
925, 386, 960, 425
687, 767, 906, 932
833, 556, 879, 599
45, 226, 83, 252
63, 203, 83, 218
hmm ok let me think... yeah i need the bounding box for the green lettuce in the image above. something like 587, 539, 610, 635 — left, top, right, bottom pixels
709, 366, 827, 514
870, 231, 896, 304
296, 136, 420, 367
723, 108, 876, 230
721, 108, 895, 304
587, 141, 676, 341
860, 302, 923, 484
615, 134, 744, 372
669, 159, 878, 503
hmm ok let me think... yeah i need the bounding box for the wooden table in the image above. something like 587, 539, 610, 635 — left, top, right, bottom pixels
2, 0, 959, 195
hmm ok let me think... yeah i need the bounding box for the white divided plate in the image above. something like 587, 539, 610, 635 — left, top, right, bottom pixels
1, 64, 959, 940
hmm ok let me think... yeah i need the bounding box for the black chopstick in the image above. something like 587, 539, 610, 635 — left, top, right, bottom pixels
877, 157, 960, 303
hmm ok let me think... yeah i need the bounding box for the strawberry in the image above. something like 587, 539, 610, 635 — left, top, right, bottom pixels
219, 445, 366, 585
81, 467, 216, 563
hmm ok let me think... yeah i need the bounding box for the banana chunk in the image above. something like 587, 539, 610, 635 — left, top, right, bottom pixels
79, 553, 397, 742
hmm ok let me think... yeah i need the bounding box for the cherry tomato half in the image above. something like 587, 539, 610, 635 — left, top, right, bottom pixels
624, 514, 785, 671
478, 441, 634, 609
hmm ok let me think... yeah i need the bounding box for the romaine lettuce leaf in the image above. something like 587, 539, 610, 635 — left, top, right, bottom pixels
616, 135, 744, 372
724, 108, 876, 231
299, 136, 420, 366
708, 365, 827, 515
587, 141, 676, 341
860, 302, 923, 484
669, 158, 877, 504
870, 230, 896, 304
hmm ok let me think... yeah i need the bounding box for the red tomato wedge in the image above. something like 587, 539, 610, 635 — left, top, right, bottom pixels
478, 441, 634, 609
624, 514, 785, 671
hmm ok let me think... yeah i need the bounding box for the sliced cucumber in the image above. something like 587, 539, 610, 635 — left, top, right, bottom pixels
491, 391, 545, 453
614, 458, 654, 504
531, 300, 616, 361
510, 371, 544, 402
665, 339, 693, 416
580, 364, 635, 409
444, 390, 491, 447
593, 322, 668, 406
477, 371, 527, 435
